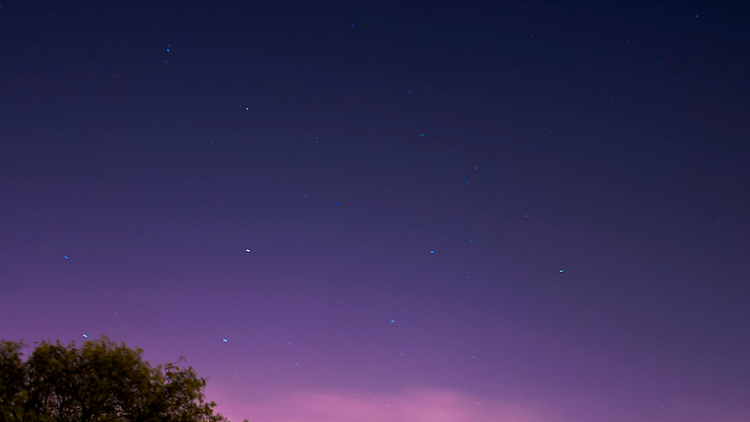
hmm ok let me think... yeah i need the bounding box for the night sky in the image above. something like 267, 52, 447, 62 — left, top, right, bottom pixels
2, 1, 750, 421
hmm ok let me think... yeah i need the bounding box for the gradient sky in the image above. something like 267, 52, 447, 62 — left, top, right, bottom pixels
2, 1, 750, 421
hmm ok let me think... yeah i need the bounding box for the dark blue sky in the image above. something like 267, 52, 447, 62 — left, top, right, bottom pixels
2, 1, 749, 421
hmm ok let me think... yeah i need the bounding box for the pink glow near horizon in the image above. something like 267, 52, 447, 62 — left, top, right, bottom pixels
221, 388, 558, 422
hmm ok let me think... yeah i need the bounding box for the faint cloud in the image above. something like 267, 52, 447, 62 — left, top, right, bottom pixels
236, 388, 558, 422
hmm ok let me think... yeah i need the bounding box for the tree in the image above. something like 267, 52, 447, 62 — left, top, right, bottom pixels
0, 336, 244, 422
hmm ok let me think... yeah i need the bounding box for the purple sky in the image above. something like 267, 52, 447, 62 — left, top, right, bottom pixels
2, 1, 750, 421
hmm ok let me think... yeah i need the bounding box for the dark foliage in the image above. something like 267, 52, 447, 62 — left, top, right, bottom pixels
0, 336, 243, 422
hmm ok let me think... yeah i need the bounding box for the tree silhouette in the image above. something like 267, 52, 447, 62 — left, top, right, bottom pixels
0, 336, 244, 422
